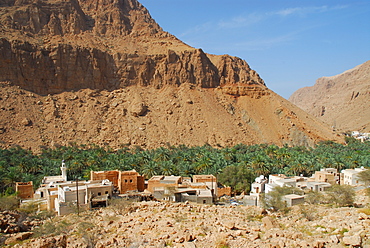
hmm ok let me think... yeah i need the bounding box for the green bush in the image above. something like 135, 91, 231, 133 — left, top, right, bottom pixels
108, 197, 136, 215
218, 165, 254, 194
261, 186, 303, 211
325, 185, 355, 207
305, 190, 324, 205
0, 195, 19, 211
358, 169, 370, 197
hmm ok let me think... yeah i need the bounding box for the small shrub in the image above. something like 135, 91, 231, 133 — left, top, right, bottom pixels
325, 185, 355, 207
299, 205, 319, 221
33, 219, 70, 238
108, 197, 137, 215
18, 201, 39, 216
77, 221, 100, 248
261, 186, 303, 211
339, 228, 349, 235
0, 195, 19, 211
359, 208, 370, 215
305, 191, 324, 205
215, 237, 230, 248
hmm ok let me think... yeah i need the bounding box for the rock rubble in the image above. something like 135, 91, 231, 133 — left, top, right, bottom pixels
5, 201, 370, 248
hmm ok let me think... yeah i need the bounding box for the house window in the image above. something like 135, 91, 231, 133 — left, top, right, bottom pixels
105, 191, 108, 194
203, 200, 206, 204
98, 192, 101, 196
130, 179, 133, 183
125, 179, 128, 183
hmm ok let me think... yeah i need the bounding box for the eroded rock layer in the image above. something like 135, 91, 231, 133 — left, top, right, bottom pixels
290, 61, 370, 132
0, 0, 342, 150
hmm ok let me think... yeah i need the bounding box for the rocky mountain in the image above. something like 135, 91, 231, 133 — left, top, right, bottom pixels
289, 61, 370, 132
0, 0, 342, 151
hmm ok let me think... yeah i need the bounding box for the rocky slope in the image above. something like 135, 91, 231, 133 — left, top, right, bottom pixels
289, 61, 370, 132
4, 200, 370, 247
0, 0, 342, 151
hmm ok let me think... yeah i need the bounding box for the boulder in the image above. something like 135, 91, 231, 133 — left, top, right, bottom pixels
5, 232, 33, 245
342, 235, 361, 247
130, 102, 148, 117
262, 216, 279, 230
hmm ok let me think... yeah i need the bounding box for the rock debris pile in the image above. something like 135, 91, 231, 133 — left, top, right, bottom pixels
5, 201, 370, 248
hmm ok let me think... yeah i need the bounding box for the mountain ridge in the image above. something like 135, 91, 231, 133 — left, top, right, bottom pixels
289, 60, 370, 132
0, 0, 343, 151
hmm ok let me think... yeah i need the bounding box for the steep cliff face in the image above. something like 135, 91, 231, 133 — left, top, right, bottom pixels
0, 0, 342, 150
0, 0, 264, 95
290, 61, 370, 132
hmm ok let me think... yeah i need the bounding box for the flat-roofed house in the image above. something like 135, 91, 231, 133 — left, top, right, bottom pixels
314, 168, 339, 185
307, 181, 332, 192
147, 175, 182, 193
90, 170, 145, 194
342, 167, 367, 186
56, 179, 113, 215
284, 194, 304, 207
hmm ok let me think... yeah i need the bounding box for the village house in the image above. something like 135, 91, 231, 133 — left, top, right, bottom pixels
147, 175, 220, 204
341, 167, 367, 186
265, 174, 300, 193
284, 194, 305, 207
90, 170, 145, 194
351, 131, 370, 142
15, 181, 34, 199
16, 161, 115, 215
147, 175, 182, 195
174, 188, 213, 204
193, 175, 218, 196
312, 168, 340, 185
306, 181, 331, 192
56, 179, 113, 215
247, 167, 369, 207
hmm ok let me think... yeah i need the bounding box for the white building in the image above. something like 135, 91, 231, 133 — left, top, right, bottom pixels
265, 174, 298, 193
341, 167, 367, 186
56, 179, 113, 215
251, 175, 267, 194
34, 161, 114, 215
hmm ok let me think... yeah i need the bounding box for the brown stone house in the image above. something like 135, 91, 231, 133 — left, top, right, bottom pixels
15, 182, 34, 199
90, 170, 145, 194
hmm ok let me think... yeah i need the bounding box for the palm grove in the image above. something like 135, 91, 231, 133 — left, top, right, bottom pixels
1, 137, 369, 196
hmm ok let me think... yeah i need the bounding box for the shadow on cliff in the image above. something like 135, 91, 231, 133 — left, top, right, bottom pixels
0, 38, 120, 95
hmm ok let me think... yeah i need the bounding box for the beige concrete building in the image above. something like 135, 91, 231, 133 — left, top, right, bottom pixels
284, 194, 305, 207
147, 175, 182, 193
147, 175, 220, 204
313, 168, 340, 185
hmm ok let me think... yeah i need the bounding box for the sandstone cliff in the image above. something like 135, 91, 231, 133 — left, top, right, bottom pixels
289, 61, 370, 132
0, 0, 342, 150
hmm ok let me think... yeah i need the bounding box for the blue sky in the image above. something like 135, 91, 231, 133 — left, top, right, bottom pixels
139, 0, 370, 99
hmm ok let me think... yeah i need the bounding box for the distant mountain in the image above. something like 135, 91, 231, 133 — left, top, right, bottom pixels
0, 0, 342, 151
289, 61, 370, 132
